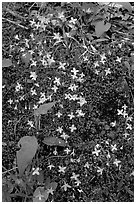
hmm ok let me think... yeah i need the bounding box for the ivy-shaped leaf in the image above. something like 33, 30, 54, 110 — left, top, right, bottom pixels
115, 2, 132, 13
43, 136, 67, 147
2, 59, 12, 67
95, 20, 111, 37
34, 101, 56, 116
17, 136, 38, 176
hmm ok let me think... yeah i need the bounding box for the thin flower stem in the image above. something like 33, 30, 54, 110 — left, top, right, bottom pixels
2, 166, 18, 175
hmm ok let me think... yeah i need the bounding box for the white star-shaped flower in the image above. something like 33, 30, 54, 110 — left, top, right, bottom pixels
60, 132, 70, 140
30, 33, 34, 39
122, 104, 127, 110
40, 92, 46, 98
47, 187, 54, 195
105, 68, 111, 76
64, 93, 71, 100
58, 62, 66, 70
69, 124, 77, 132
15, 82, 23, 92
116, 56, 122, 63
47, 164, 55, 170
51, 85, 58, 93
68, 112, 75, 120
100, 53, 106, 61
30, 71, 37, 80
71, 149, 75, 156
61, 181, 71, 191
126, 123, 132, 130
47, 94, 52, 101
33, 104, 38, 109
15, 34, 20, 40
53, 33, 62, 41
32, 167, 40, 175
19, 95, 25, 101
35, 22, 41, 29
54, 77, 61, 86
74, 179, 81, 186
94, 61, 99, 67
92, 147, 101, 156
29, 50, 34, 55
76, 109, 85, 117
64, 147, 71, 154
106, 151, 111, 159
8, 99, 13, 105
30, 19, 36, 26
58, 166, 66, 173
58, 11, 66, 21
77, 96, 87, 107
97, 167, 104, 175
69, 94, 78, 101
111, 144, 117, 152
122, 111, 128, 118
14, 104, 18, 110
80, 72, 85, 78
30, 60, 37, 67
53, 147, 58, 155
31, 88, 37, 95
113, 159, 121, 167
117, 109, 123, 116
56, 126, 63, 133
100, 59, 105, 64
71, 74, 78, 79
25, 39, 29, 48
83, 56, 88, 61
123, 132, 129, 138
77, 77, 84, 83
56, 111, 62, 118
126, 116, 133, 121
68, 84, 78, 91
110, 121, 116, 127
38, 96, 47, 104
118, 43, 122, 48
27, 120, 34, 128
47, 56, 55, 66
65, 32, 71, 37
71, 172, 80, 180
84, 162, 90, 168
20, 47, 25, 52
95, 70, 100, 75
34, 83, 39, 87
71, 68, 79, 75
69, 17, 77, 24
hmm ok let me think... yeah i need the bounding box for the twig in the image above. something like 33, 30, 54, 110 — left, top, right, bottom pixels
14, 115, 26, 135
2, 17, 28, 30
4, 8, 26, 20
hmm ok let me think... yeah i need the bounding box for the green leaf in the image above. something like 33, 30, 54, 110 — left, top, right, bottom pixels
95, 21, 111, 37
2, 59, 12, 67
17, 136, 38, 176
115, 2, 132, 13
21, 52, 32, 65
43, 136, 67, 147
34, 102, 56, 116
44, 177, 51, 189
33, 187, 48, 202
2, 185, 11, 202
48, 182, 58, 191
